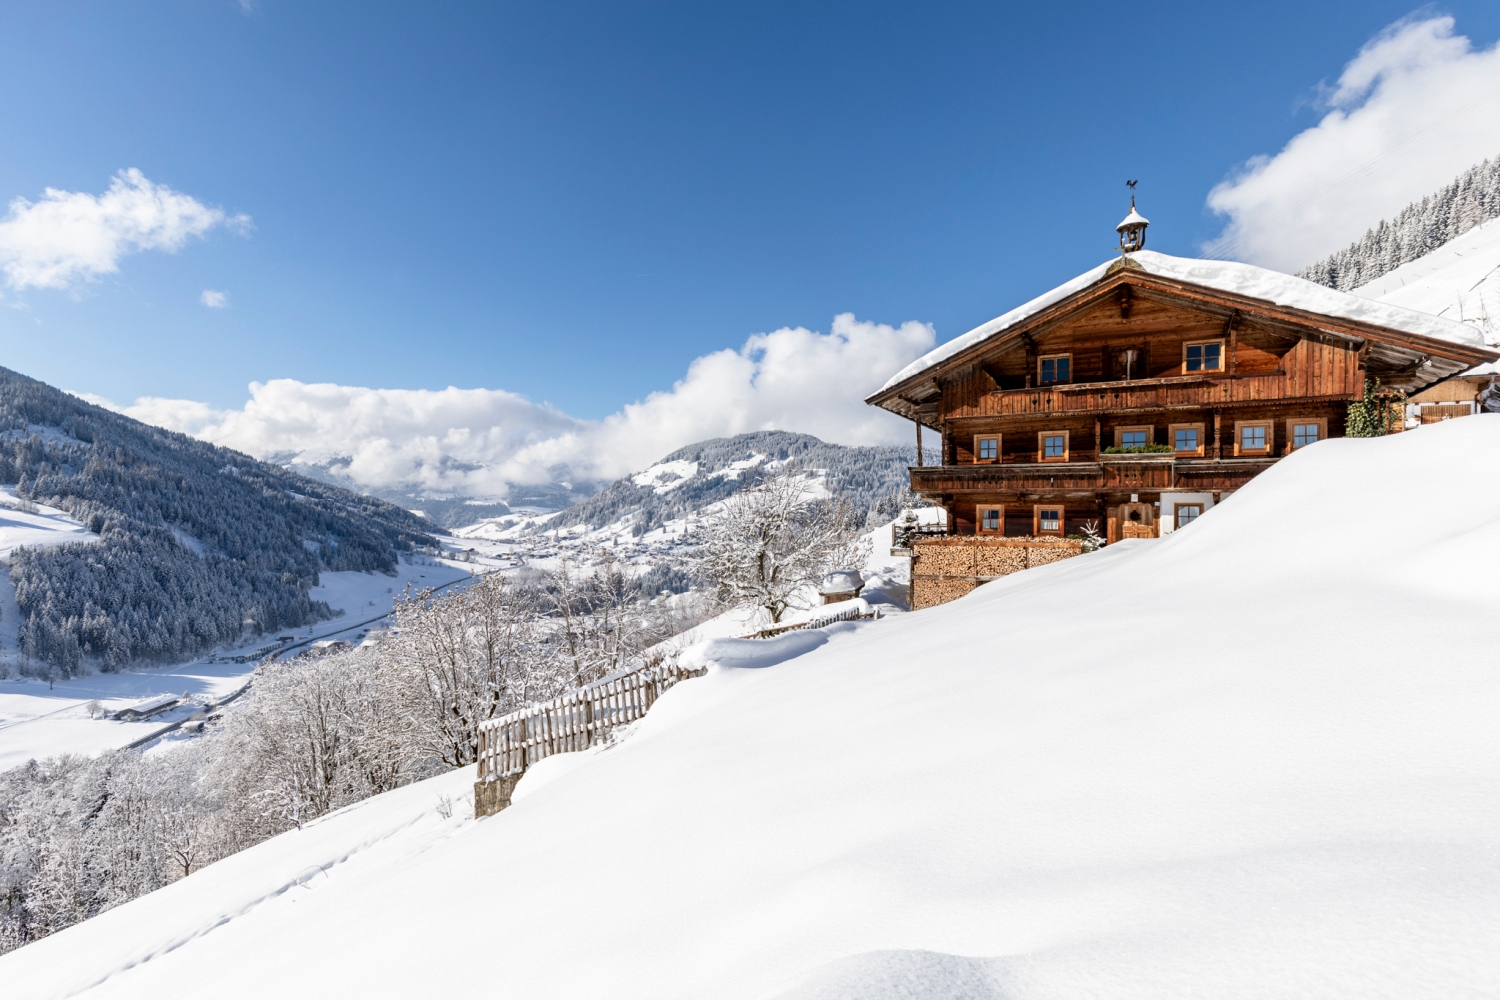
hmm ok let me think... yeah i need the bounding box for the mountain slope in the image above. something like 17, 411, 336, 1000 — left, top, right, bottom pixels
542, 430, 913, 534
1353, 213, 1500, 344
1301, 154, 1500, 291
0, 367, 435, 673
7, 417, 1497, 999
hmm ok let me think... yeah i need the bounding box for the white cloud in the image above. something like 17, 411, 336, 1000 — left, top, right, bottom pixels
112, 313, 935, 496
1205, 15, 1500, 271
200, 289, 229, 308
0, 169, 250, 292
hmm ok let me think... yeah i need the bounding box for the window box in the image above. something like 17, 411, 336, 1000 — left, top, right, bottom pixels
1234, 419, 1274, 456
1037, 429, 1070, 462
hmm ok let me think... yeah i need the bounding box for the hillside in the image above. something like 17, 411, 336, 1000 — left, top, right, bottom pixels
1301, 154, 1500, 291
0, 367, 435, 674
1352, 214, 1500, 344
543, 430, 914, 535
6, 416, 1497, 999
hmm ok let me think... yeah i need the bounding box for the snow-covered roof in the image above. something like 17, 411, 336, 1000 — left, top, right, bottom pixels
818, 569, 864, 594
1116, 206, 1149, 231
878, 250, 1490, 393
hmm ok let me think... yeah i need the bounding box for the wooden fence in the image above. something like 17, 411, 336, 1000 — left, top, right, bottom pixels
473, 605, 881, 816
741, 604, 879, 639
476, 658, 706, 786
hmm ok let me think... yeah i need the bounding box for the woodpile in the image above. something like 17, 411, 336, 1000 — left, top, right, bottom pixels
910, 537, 1083, 610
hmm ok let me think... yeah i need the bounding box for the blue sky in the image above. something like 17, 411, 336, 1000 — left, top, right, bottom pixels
0, 3, 1498, 492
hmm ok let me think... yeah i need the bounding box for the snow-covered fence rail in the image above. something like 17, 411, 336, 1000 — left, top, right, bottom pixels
741, 604, 879, 640
473, 658, 706, 817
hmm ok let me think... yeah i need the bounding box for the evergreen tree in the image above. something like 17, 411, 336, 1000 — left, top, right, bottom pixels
1300, 156, 1500, 290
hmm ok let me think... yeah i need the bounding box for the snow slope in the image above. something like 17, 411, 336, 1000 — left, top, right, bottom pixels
5, 417, 1500, 999
1353, 214, 1500, 344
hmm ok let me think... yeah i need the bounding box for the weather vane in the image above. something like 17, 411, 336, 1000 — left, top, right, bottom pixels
1116, 181, 1148, 253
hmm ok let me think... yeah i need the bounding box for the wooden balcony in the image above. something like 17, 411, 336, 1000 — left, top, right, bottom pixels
909, 453, 1275, 496
941, 354, 1363, 421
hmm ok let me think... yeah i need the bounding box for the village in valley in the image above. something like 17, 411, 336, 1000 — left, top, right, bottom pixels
1, 6, 1499, 999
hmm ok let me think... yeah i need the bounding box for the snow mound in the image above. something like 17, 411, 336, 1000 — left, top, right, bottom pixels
5, 419, 1500, 999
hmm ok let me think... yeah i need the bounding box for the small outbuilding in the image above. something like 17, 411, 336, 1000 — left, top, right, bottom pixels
818, 569, 865, 605
112, 694, 180, 722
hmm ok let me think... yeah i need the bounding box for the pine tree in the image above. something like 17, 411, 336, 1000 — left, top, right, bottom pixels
1300, 156, 1500, 290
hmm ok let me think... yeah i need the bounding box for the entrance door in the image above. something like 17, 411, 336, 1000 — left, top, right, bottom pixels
1109, 501, 1156, 541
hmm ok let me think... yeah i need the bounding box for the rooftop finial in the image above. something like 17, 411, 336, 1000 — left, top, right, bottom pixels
1117, 181, 1148, 253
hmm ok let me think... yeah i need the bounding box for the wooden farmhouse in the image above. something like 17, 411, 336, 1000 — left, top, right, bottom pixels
868, 206, 1499, 608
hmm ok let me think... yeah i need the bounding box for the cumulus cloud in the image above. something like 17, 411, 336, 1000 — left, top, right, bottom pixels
200, 289, 229, 308
111, 313, 935, 496
1205, 15, 1500, 271
0, 169, 250, 291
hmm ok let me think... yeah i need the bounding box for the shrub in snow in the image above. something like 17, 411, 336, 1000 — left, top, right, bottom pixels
1346, 378, 1406, 438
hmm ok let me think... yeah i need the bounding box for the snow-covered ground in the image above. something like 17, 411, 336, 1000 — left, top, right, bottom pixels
6, 416, 1497, 999
0, 552, 482, 770
1354, 214, 1500, 342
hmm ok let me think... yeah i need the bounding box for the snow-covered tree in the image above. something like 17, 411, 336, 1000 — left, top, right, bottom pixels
690, 472, 866, 624
1300, 155, 1500, 290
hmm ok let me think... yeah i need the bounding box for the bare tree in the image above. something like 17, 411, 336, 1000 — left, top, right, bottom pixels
690, 472, 867, 623
384, 573, 541, 768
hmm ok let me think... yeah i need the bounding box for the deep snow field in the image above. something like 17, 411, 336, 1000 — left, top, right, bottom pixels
0, 552, 479, 770
4, 418, 1499, 999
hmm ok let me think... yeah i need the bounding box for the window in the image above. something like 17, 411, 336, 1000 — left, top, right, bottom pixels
977, 506, 1003, 534
1183, 340, 1224, 373
1038, 354, 1071, 384
974, 435, 999, 463
1235, 420, 1273, 456
1169, 423, 1204, 456
1285, 417, 1327, 451
1037, 430, 1069, 462
1114, 424, 1153, 450
1034, 505, 1063, 536
1175, 504, 1202, 529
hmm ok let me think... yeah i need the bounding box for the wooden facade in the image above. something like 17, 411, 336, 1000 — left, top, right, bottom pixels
868, 255, 1498, 551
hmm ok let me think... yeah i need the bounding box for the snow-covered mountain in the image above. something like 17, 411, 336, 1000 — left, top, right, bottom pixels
1352, 213, 1500, 345
5, 417, 1496, 1000
450, 431, 914, 589
1301, 154, 1500, 292
0, 367, 436, 676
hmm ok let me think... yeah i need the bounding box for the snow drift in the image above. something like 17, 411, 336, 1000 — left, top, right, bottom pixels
4, 418, 1500, 999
